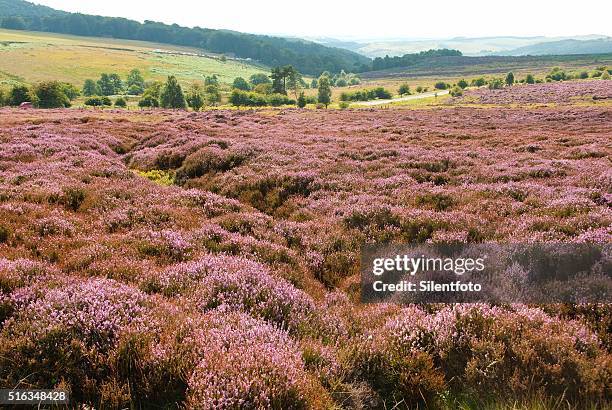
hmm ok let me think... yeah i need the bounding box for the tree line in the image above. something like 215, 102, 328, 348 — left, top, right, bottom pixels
0, 5, 370, 75
372, 49, 463, 71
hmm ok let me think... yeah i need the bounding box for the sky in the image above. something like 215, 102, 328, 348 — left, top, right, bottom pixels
32, 0, 612, 40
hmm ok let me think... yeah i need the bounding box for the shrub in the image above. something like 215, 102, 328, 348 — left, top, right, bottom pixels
8, 85, 36, 106
297, 92, 307, 108
85, 96, 111, 107
457, 79, 468, 89
488, 78, 504, 89
138, 96, 159, 108
340, 87, 391, 102
186, 312, 313, 409
434, 81, 448, 90
525, 74, 535, 84
114, 97, 127, 108
450, 86, 463, 97
601, 71, 610, 80
232, 77, 250, 91
471, 77, 487, 87
398, 83, 411, 95
547, 67, 567, 81
339, 101, 350, 109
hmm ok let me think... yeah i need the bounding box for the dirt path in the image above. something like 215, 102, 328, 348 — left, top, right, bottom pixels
354, 89, 450, 106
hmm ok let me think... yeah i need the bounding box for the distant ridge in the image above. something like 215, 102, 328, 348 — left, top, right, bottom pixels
491, 38, 612, 56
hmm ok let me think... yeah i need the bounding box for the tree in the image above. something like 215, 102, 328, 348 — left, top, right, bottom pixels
83, 79, 99, 96
127, 69, 145, 95
398, 83, 411, 95
61, 83, 80, 100
9, 85, 35, 106
249, 73, 270, 86
310, 78, 318, 89
204, 75, 219, 87
1, 16, 26, 30
270, 65, 297, 95
109, 74, 123, 94
416, 86, 423, 93
232, 77, 250, 91
205, 84, 221, 106
505, 72, 514, 86
602, 71, 611, 80
286, 69, 303, 99
160, 76, 186, 109
253, 83, 272, 94
457, 79, 468, 89
297, 92, 307, 108
187, 84, 205, 111
97, 74, 116, 96
317, 75, 331, 108
525, 74, 535, 84
34, 81, 71, 108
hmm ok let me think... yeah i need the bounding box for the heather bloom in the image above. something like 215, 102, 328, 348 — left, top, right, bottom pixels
186, 311, 310, 409
4, 277, 153, 350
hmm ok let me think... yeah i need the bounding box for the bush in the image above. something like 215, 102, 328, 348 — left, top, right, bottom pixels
415, 85, 423, 93
602, 71, 611, 80
186, 312, 314, 409
547, 67, 567, 81
457, 79, 468, 89
339, 101, 350, 109
114, 97, 127, 108
232, 77, 250, 91
450, 86, 463, 97
398, 83, 411, 95
434, 81, 448, 90
138, 96, 159, 108
85, 96, 112, 107
8, 85, 36, 106
525, 74, 535, 84
488, 78, 504, 89
471, 77, 487, 87
229, 90, 295, 107
339, 87, 392, 102
297, 92, 307, 108
33, 81, 71, 108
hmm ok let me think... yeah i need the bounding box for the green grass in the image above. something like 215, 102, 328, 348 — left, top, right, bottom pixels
0, 28, 268, 87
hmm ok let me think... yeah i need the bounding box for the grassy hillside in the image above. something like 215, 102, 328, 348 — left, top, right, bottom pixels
0, 0, 371, 75
0, 28, 268, 87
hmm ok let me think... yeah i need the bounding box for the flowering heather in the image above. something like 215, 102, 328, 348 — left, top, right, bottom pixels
186, 311, 314, 409
4, 277, 153, 349
0, 88, 610, 408
457, 79, 612, 105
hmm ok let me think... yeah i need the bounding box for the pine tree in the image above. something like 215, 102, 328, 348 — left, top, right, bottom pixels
160, 76, 187, 109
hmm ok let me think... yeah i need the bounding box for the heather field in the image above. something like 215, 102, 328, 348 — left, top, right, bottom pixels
456, 79, 612, 105
0, 96, 611, 408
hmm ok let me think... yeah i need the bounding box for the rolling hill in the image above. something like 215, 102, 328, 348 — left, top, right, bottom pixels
492, 38, 612, 56
0, 28, 268, 87
0, 0, 371, 75
314, 35, 612, 58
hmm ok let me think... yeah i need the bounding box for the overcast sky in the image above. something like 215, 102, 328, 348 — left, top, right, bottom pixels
31, 0, 611, 40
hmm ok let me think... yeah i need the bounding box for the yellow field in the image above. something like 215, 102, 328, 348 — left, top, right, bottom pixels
0, 29, 268, 87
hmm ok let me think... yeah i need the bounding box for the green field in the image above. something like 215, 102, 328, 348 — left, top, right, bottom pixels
0, 28, 268, 87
